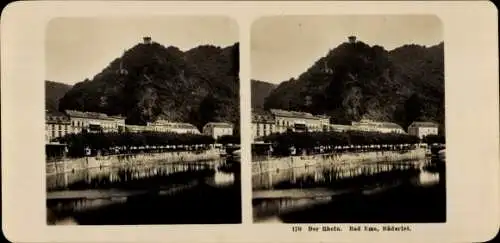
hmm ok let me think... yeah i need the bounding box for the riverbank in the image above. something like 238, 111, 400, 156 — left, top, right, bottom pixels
252, 148, 426, 175
47, 149, 220, 176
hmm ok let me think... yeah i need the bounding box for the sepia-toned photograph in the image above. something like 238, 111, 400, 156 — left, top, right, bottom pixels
44, 16, 241, 225
251, 15, 446, 223
2, 1, 499, 242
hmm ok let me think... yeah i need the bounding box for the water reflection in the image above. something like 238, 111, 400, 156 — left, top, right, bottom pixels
47, 159, 232, 191
47, 158, 242, 225
252, 159, 445, 223
211, 171, 236, 187
253, 159, 435, 191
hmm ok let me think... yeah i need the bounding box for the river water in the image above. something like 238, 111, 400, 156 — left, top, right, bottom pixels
252, 158, 446, 223
47, 158, 241, 225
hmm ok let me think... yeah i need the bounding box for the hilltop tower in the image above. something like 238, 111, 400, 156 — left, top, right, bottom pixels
348, 35, 357, 44
143, 36, 152, 44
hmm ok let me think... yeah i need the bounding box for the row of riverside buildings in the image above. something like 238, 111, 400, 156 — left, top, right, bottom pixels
251, 109, 439, 141
45, 110, 233, 143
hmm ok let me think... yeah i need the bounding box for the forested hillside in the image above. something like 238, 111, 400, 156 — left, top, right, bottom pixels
263, 40, 444, 132
58, 41, 240, 132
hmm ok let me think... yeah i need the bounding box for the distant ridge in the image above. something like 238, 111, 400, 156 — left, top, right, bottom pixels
251, 80, 276, 109
45, 80, 72, 113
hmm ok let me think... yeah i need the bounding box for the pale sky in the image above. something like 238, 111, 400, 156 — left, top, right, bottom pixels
252, 15, 443, 84
46, 17, 239, 84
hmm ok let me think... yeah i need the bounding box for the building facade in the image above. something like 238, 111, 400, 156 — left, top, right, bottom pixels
147, 120, 200, 134
65, 110, 125, 134
252, 110, 276, 140
250, 109, 332, 141
46, 112, 72, 142
351, 119, 405, 134
203, 122, 233, 140
270, 109, 327, 133
125, 124, 153, 133
328, 124, 353, 132
317, 115, 331, 132
408, 121, 439, 139
249, 109, 413, 140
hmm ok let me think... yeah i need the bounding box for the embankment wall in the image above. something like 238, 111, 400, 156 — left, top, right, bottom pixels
252, 149, 426, 175
47, 149, 220, 176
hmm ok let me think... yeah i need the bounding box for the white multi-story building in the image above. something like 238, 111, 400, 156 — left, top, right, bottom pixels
408, 121, 439, 139
46, 112, 72, 142
270, 109, 329, 133
252, 110, 276, 140
351, 119, 405, 134
203, 122, 233, 140
328, 124, 353, 132
147, 120, 200, 134
125, 124, 153, 133
250, 108, 413, 139
250, 109, 332, 141
65, 110, 125, 133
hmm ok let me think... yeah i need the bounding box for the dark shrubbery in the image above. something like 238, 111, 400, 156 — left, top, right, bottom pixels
217, 135, 240, 145
422, 134, 445, 145
259, 131, 419, 156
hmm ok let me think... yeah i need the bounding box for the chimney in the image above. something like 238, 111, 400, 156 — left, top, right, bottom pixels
143, 36, 152, 44
348, 36, 357, 44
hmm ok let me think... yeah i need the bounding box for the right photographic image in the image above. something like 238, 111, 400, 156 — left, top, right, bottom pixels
251, 15, 445, 224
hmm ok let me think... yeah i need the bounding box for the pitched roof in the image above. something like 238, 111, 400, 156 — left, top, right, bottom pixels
204, 122, 233, 128
149, 119, 172, 125
109, 115, 126, 120
269, 109, 319, 120
46, 112, 70, 124
149, 120, 199, 130
172, 123, 199, 130
352, 120, 404, 130
378, 122, 404, 129
409, 121, 439, 128
64, 110, 114, 120
316, 115, 331, 120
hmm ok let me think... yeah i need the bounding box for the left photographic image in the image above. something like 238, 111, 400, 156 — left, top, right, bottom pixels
45, 17, 241, 225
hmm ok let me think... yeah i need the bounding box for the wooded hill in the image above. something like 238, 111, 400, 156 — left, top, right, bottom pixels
263, 40, 444, 133
58, 41, 240, 132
